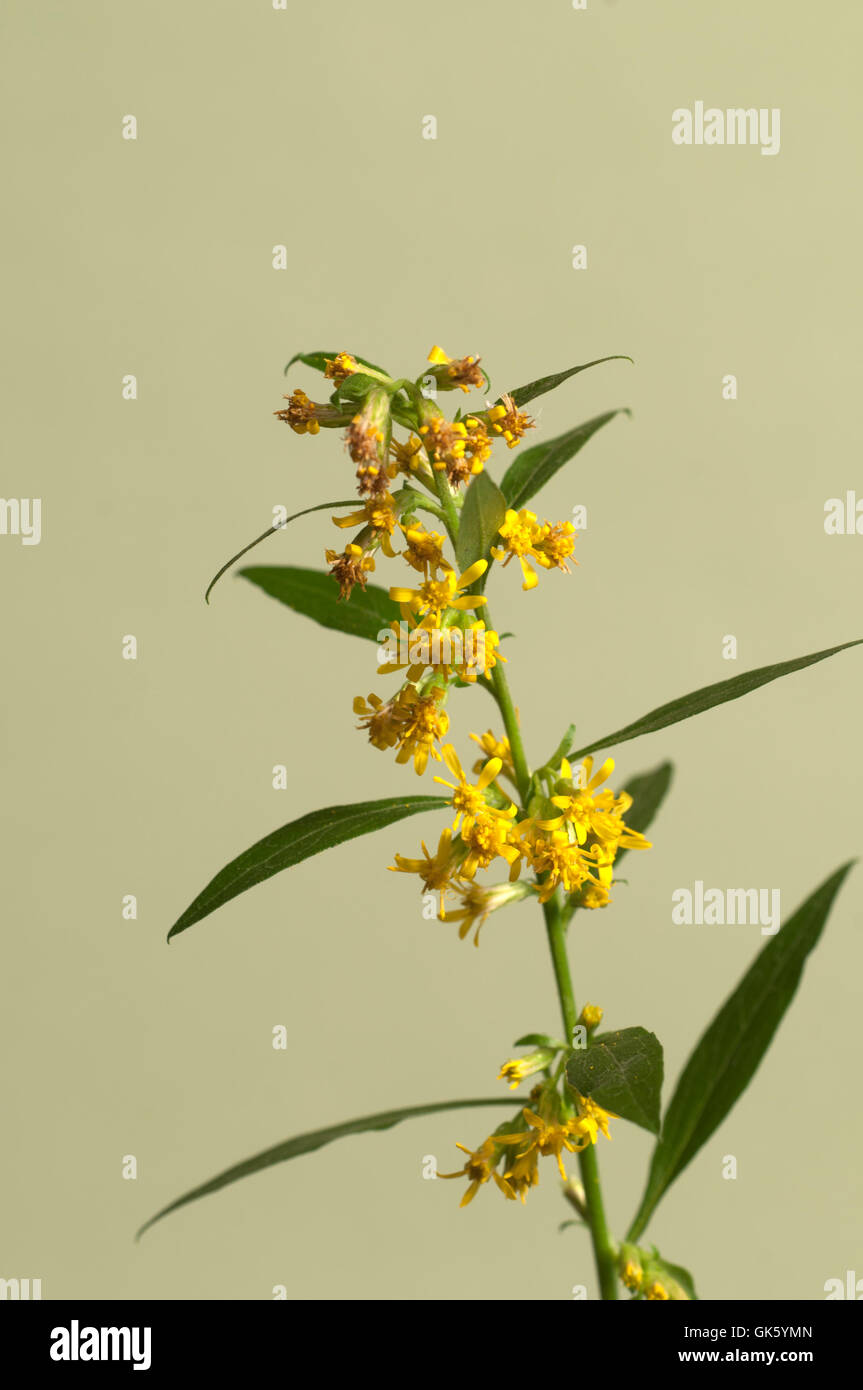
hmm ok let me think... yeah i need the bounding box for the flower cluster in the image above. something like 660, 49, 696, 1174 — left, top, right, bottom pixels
274, 347, 654, 1219
440, 1078, 615, 1207
274, 345, 650, 946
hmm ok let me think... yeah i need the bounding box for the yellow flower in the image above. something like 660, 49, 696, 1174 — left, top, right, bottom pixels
353, 691, 405, 751
456, 621, 506, 682
389, 559, 488, 625
392, 686, 450, 775
444, 879, 532, 945
497, 1047, 556, 1089
534, 519, 577, 572
399, 523, 451, 579
433, 745, 512, 837
491, 508, 545, 589
389, 827, 464, 910
645, 1281, 670, 1301
568, 1093, 616, 1149
438, 1138, 515, 1207
324, 352, 358, 384
538, 757, 652, 867
484, 393, 535, 448
470, 729, 516, 784
621, 1260, 643, 1294
390, 433, 426, 476
325, 543, 375, 599
497, 1107, 581, 1183
332, 493, 400, 557
274, 387, 320, 435
517, 825, 597, 902
426, 345, 485, 393
459, 809, 520, 879
578, 1002, 604, 1031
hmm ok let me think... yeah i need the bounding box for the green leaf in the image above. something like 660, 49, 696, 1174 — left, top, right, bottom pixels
455, 470, 508, 577
167, 795, 449, 941
657, 1257, 699, 1301
627, 861, 855, 1241
239, 565, 402, 642
513, 1032, 567, 1050
565, 1027, 663, 1134
204, 501, 359, 605
136, 1097, 517, 1237
501, 410, 630, 511
504, 355, 633, 410
284, 350, 389, 377
330, 371, 382, 405
615, 761, 673, 866
570, 639, 863, 761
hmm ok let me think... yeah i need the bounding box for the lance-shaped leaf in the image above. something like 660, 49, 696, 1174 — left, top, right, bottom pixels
284, 350, 390, 377
456, 471, 508, 577
569, 639, 863, 761
240, 566, 402, 642
168, 795, 449, 940
503, 355, 633, 410
627, 861, 855, 1241
204, 501, 359, 604
566, 1027, 663, 1134
502, 409, 630, 511
136, 1097, 517, 1237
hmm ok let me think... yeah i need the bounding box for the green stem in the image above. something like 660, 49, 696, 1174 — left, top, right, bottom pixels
431, 462, 462, 542
543, 894, 619, 1300
489, 650, 618, 1301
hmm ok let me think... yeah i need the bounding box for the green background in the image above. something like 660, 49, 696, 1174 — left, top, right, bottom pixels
2, 0, 861, 1300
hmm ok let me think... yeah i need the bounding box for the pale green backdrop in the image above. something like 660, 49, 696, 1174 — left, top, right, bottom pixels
2, 0, 860, 1301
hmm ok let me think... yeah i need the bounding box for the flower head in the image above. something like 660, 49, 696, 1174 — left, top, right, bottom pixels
426, 345, 486, 394
438, 1137, 514, 1207
325, 543, 375, 599
484, 393, 535, 448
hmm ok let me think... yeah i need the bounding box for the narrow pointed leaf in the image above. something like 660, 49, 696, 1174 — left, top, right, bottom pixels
627, 861, 855, 1241
168, 795, 449, 940
566, 1027, 663, 1134
501, 410, 630, 511
204, 501, 358, 604
504, 355, 633, 410
137, 1098, 517, 1237
570, 639, 863, 761
456, 471, 508, 576
240, 565, 402, 641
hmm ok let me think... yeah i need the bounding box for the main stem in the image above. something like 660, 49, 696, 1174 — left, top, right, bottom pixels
486, 616, 619, 1301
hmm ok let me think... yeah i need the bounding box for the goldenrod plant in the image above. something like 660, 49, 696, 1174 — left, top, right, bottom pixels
140, 346, 859, 1300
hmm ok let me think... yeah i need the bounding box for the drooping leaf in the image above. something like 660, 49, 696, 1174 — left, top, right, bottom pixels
627, 861, 855, 1241
501, 410, 630, 511
284, 350, 389, 377
455, 470, 508, 577
168, 795, 449, 941
240, 565, 402, 642
565, 1027, 663, 1134
504, 355, 633, 410
570, 639, 863, 761
204, 501, 359, 605
136, 1097, 517, 1237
